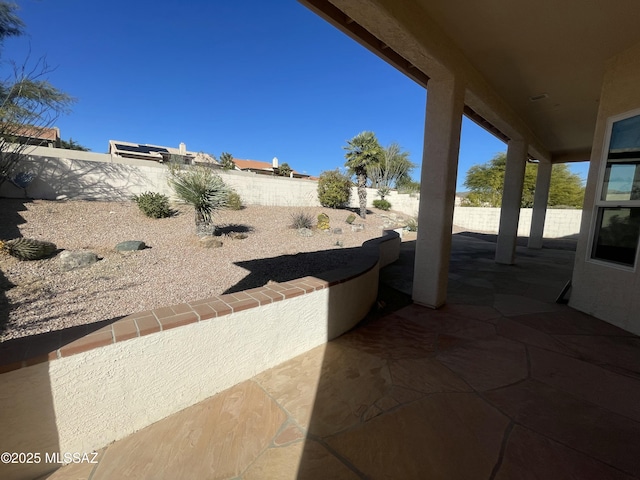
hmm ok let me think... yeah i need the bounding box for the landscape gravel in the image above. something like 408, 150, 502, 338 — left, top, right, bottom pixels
0, 199, 402, 341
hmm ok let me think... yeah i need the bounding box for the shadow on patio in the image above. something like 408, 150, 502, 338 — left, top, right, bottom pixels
43, 233, 640, 479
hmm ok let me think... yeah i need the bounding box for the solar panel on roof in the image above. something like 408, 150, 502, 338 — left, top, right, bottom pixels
114, 144, 169, 154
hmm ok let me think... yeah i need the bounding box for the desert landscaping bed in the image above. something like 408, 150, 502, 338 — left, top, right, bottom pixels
0, 199, 406, 341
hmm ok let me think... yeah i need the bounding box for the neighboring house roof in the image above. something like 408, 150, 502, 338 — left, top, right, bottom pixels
233, 158, 310, 178
2, 125, 60, 147
109, 140, 219, 165
233, 159, 275, 172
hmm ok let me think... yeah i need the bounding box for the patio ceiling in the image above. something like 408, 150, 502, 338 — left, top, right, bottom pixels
301, 0, 640, 163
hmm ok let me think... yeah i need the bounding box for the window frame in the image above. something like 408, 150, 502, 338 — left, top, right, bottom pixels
588, 108, 640, 270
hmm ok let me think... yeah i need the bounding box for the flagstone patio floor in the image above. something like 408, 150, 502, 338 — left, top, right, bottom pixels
43, 233, 640, 479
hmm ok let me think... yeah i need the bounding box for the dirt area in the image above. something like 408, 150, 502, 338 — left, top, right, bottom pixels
0, 199, 411, 341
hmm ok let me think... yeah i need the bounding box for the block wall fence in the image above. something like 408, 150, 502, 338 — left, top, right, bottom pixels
0, 146, 582, 238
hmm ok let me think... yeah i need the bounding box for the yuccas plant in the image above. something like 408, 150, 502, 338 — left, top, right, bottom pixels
0, 238, 57, 260
167, 163, 229, 235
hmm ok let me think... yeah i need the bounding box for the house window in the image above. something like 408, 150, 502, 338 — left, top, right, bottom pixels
591, 112, 640, 267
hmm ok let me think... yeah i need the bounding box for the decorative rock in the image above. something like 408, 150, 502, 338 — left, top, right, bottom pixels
228, 232, 248, 240
297, 228, 313, 237
200, 236, 223, 248
345, 213, 356, 224
116, 240, 146, 252
59, 250, 99, 271
333, 228, 343, 235
351, 224, 365, 232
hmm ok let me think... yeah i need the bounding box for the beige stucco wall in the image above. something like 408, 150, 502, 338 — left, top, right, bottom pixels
1, 148, 583, 238
0, 148, 174, 201
570, 40, 640, 334
0, 232, 399, 480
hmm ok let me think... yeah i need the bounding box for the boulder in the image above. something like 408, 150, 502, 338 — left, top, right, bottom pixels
297, 228, 313, 237
59, 250, 99, 271
228, 232, 248, 240
332, 228, 343, 235
351, 224, 365, 232
200, 236, 223, 248
116, 240, 146, 252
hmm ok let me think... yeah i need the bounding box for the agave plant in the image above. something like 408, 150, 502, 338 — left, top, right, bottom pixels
167, 163, 229, 235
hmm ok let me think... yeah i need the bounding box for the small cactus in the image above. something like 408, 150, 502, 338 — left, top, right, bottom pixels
0, 238, 57, 260
317, 213, 330, 231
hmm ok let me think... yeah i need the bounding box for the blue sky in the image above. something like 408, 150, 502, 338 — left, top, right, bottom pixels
6, 0, 587, 191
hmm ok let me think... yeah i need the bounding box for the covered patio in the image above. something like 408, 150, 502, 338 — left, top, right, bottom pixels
300, 0, 640, 334
44, 234, 640, 479
7, 1, 640, 478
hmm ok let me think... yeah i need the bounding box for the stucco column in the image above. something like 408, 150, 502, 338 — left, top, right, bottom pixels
495, 139, 528, 264
528, 161, 552, 249
412, 75, 464, 308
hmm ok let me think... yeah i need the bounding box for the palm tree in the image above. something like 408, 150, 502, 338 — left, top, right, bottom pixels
278, 162, 292, 177
220, 152, 235, 170
368, 142, 415, 198
344, 131, 382, 218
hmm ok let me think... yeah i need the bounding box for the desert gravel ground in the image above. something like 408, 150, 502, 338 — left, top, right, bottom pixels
0, 199, 406, 341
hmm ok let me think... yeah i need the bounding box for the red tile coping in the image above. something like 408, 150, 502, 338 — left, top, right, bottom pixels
0, 275, 342, 374
0, 231, 396, 375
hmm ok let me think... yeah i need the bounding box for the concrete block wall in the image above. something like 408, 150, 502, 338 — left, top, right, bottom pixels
1, 146, 581, 238
0, 147, 173, 201
453, 207, 582, 238
220, 169, 321, 207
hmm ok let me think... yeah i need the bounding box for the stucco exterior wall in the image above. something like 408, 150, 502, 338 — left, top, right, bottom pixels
570, 40, 640, 335
0, 231, 399, 480
1, 148, 583, 238
0, 148, 174, 201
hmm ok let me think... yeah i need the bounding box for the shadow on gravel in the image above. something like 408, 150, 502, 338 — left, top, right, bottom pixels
224, 244, 364, 294
215, 223, 254, 236
0, 198, 30, 334
0, 270, 15, 335
0, 198, 30, 240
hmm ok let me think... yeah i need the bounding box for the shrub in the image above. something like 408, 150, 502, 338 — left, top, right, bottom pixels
290, 210, 313, 229
133, 191, 172, 218
373, 199, 392, 211
227, 190, 243, 210
168, 163, 229, 235
317, 169, 351, 208
345, 213, 356, 224
405, 217, 418, 232
377, 186, 391, 200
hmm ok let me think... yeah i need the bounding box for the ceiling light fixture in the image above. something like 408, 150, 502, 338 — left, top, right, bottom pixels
529, 93, 549, 102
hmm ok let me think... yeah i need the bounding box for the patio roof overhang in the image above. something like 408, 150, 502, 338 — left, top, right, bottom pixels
300, 0, 640, 164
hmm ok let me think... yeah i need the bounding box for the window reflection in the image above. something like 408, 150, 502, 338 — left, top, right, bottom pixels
601, 162, 640, 201
610, 114, 640, 152
592, 207, 640, 266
